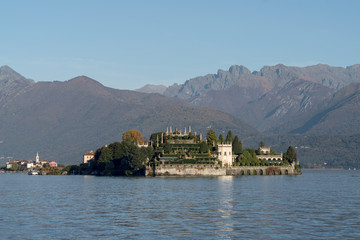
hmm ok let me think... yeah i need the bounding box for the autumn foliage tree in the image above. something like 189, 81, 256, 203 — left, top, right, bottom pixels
122, 129, 144, 144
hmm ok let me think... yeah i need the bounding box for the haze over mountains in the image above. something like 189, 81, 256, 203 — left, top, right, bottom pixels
1, 64, 360, 168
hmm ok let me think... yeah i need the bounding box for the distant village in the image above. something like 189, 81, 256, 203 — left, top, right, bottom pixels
4, 152, 58, 174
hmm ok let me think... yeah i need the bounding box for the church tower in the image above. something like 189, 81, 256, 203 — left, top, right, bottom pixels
36, 152, 39, 163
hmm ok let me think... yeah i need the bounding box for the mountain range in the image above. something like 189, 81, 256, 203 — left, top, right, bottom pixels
1, 64, 360, 168
0, 66, 258, 165
162, 64, 360, 134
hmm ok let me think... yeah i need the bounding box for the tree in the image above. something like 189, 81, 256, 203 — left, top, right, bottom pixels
199, 141, 209, 153
11, 162, 18, 171
284, 146, 297, 164
95, 146, 113, 172
225, 130, 233, 144
232, 136, 242, 155
260, 141, 265, 147
108, 142, 123, 161
218, 134, 224, 143
120, 140, 148, 175
98, 146, 113, 164
122, 129, 144, 144
206, 130, 218, 149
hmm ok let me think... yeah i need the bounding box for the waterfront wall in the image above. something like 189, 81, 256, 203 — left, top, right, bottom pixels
146, 164, 226, 176
226, 165, 298, 176
146, 163, 300, 176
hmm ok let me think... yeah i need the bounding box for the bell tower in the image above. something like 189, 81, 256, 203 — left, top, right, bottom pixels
36, 152, 40, 163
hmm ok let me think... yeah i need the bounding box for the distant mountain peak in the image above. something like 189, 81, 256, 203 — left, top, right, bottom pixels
228, 65, 251, 75
67, 75, 104, 87
0, 65, 29, 80
0, 65, 12, 71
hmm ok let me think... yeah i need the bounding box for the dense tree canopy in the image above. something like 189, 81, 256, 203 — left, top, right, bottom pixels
94, 139, 153, 175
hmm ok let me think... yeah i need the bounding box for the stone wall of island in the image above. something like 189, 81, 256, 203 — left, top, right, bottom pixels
146, 162, 300, 177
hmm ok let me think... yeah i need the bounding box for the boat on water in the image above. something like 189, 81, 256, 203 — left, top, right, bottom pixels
28, 170, 39, 175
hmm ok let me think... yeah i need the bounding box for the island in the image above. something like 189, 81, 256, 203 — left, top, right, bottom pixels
73, 126, 301, 176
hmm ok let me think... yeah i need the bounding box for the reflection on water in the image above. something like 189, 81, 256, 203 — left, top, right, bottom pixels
216, 176, 234, 238
1, 171, 360, 239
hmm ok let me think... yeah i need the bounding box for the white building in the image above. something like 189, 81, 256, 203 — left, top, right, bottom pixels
26, 161, 34, 169
217, 144, 233, 167
83, 151, 95, 164
259, 146, 271, 154
36, 152, 40, 164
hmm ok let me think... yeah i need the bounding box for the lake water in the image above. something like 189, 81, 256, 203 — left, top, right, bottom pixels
1, 170, 359, 239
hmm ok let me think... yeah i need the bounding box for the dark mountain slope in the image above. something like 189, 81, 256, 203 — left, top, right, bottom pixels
0, 75, 259, 165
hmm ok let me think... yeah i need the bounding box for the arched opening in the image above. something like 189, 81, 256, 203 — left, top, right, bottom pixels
285, 169, 288, 175
278, 169, 282, 175
253, 169, 257, 175
247, 169, 251, 175
259, 169, 263, 175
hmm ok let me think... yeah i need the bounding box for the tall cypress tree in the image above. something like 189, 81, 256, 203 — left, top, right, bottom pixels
218, 134, 224, 143
232, 136, 242, 155
225, 130, 233, 144
284, 146, 297, 164
206, 129, 218, 149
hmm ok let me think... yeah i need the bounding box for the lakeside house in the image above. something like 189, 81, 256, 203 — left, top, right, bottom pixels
256, 146, 283, 163
83, 151, 95, 164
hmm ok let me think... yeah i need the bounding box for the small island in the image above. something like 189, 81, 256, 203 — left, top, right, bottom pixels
72, 126, 301, 176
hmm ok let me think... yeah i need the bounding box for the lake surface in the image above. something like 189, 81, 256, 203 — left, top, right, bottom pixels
1, 170, 359, 239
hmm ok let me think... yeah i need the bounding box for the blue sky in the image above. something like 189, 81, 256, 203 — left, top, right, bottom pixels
1, 0, 359, 89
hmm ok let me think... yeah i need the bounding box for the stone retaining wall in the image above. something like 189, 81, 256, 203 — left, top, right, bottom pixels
146, 164, 300, 176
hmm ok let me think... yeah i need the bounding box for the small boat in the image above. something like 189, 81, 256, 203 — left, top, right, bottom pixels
28, 170, 39, 175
